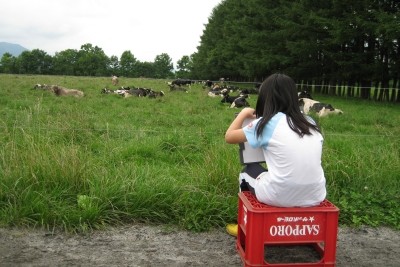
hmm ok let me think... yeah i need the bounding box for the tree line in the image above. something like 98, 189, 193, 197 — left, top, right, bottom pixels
1, 0, 399, 101
0, 43, 185, 79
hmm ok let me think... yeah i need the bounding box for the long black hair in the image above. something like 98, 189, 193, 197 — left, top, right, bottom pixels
255, 73, 321, 138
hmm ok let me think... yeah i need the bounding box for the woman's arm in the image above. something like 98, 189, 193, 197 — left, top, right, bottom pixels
225, 107, 256, 144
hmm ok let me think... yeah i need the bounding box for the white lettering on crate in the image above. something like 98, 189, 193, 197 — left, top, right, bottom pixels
269, 224, 320, 236
277, 216, 315, 223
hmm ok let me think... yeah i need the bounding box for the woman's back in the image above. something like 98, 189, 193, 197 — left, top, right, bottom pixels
244, 113, 326, 207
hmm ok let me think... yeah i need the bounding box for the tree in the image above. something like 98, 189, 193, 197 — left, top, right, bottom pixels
153, 53, 174, 78
192, 0, 281, 81
17, 49, 53, 74
191, 0, 236, 80
53, 49, 79, 75
373, 0, 400, 101
136, 61, 154, 78
176, 55, 192, 78
0, 52, 17, 74
76, 43, 109, 76
108, 55, 120, 76
119, 51, 137, 77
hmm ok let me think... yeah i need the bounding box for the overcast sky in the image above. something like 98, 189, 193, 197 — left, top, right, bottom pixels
0, 0, 222, 66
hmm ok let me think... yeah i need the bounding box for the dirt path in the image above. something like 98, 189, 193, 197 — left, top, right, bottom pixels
0, 224, 399, 266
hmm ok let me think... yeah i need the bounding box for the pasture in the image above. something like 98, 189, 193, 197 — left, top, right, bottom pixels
0, 74, 399, 232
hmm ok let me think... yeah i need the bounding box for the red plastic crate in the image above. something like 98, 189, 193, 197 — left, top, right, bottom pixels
236, 191, 339, 267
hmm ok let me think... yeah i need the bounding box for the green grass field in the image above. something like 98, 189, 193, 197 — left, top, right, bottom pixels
0, 74, 399, 232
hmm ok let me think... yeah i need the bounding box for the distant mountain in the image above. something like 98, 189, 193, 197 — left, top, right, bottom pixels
0, 42, 28, 57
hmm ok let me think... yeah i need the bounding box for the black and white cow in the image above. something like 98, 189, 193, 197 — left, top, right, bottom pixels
169, 79, 192, 87
147, 89, 165, 98
33, 84, 55, 90
298, 91, 313, 99
125, 88, 148, 97
208, 85, 225, 97
101, 87, 129, 96
299, 98, 343, 117
205, 80, 213, 87
230, 95, 250, 108
101, 87, 116, 94
220, 89, 247, 104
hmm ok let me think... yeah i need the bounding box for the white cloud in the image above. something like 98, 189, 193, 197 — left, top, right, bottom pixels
0, 0, 221, 65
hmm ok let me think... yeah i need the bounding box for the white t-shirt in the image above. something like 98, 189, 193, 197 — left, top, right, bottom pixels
243, 112, 326, 207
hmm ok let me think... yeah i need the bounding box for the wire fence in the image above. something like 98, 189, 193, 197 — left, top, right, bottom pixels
214, 80, 400, 103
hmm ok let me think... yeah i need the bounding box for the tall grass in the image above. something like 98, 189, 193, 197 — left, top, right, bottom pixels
0, 74, 399, 232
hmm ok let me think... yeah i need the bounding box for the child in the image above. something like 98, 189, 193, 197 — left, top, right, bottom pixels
224, 73, 326, 236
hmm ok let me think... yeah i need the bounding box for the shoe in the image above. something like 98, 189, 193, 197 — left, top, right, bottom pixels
226, 224, 238, 237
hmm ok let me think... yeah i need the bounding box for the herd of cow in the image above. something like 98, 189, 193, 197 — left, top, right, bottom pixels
32, 77, 343, 117
206, 82, 343, 117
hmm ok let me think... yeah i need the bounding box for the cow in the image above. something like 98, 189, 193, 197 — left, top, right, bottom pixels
33, 84, 55, 90
123, 87, 165, 98
169, 79, 192, 87
101, 87, 116, 94
208, 91, 222, 97
230, 95, 250, 108
33, 84, 46, 89
220, 89, 247, 104
101, 87, 128, 95
125, 88, 148, 97
147, 90, 165, 98
205, 80, 214, 88
298, 91, 313, 99
52, 86, 84, 97
207, 85, 224, 97
299, 98, 343, 117
111, 75, 119, 86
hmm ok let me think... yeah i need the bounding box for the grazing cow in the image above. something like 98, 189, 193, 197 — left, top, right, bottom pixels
298, 90, 313, 99
52, 86, 84, 97
230, 95, 250, 108
299, 98, 343, 117
111, 75, 119, 86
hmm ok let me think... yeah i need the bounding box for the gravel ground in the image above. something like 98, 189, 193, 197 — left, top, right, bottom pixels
0, 224, 399, 267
